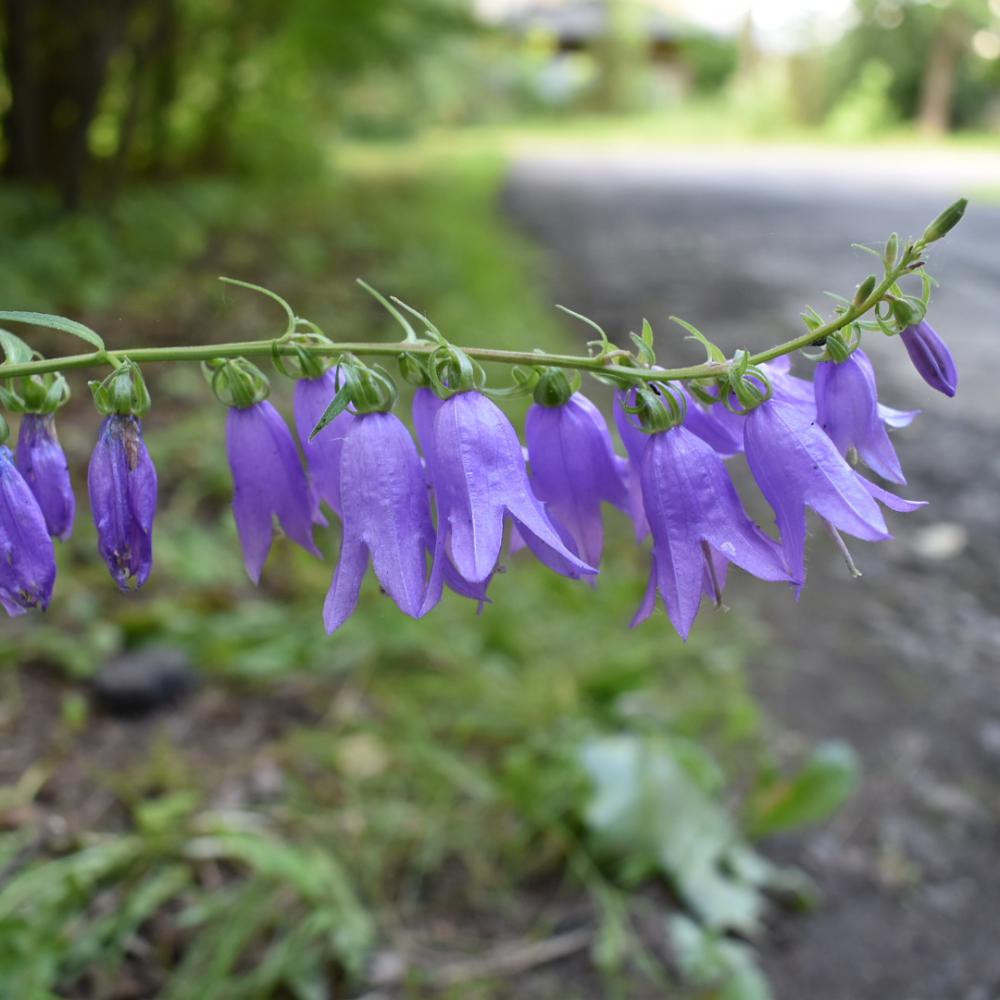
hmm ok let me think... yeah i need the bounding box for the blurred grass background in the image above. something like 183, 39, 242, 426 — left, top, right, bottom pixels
0, 1, 992, 996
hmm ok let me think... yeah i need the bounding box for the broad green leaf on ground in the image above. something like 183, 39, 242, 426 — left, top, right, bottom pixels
580, 735, 770, 934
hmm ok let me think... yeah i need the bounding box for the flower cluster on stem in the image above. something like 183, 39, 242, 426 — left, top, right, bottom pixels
0, 199, 966, 635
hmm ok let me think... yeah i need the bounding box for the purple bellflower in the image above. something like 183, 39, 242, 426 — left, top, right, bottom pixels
88, 415, 158, 591
814, 348, 905, 484
324, 412, 434, 633
899, 320, 958, 397
15, 413, 75, 539
227, 401, 321, 584
744, 397, 924, 587
525, 393, 629, 569
420, 391, 595, 602
631, 424, 790, 638
294, 370, 354, 517
0, 446, 57, 616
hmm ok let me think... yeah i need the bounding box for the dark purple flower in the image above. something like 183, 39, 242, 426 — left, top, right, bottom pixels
525, 393, 629, 568
0, 446, 56, 616
631, 425, 790, 638
88, 415, 157, 591
814, 348, 905, 484
899, 320, 957, 397
14, 413, 75, 539
744, 397, 923, 586
325, 412, 434, 633
294, 371, 354, 517
420, 391, 595, 595
226, 401, 321, 584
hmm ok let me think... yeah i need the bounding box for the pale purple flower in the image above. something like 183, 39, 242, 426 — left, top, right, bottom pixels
14, 413, 75, 539
744, 397, 924, 587
525, 393, 629, 568
814, 348, 905, 484
294, 371, 354, 517
88, 415, 157, 591
631, 425, 790, 638
613, 391, 651, 540
0, 446, 56, 615
899, 320, 957, 397
226, 401, 321, 584
324, 412, 434, 633
878, 403, 919, 429
420, 391, 595, 602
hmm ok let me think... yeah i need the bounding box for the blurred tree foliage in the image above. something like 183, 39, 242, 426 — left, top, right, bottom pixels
828, 0, 1000, 132
0, 0, 472, 209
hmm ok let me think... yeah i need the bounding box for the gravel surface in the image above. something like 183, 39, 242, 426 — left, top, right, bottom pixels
503, 146, 1000, 1000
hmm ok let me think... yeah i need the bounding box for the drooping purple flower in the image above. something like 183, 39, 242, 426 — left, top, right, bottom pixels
899, 320, 957, 397
0, 446, 57, 616
631, 425, 790, 638
420, 391, 595, 600
744, 397, 924, 587
294, 370, 354, 517
324, 412, 434, 633
814, 348, 905, 484
88, 415, 157, 591
613, 391, 651, 540
14, 413, 75, 539
525, 393, 629, 568
226, 401, 321, 584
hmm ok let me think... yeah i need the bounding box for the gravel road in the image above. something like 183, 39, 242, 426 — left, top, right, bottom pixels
503, 144, 1000, 1000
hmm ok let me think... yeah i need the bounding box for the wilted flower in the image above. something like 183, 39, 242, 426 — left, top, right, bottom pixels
744, 397, 923, 586
88, 415, 158, 591
525, 393, 629, 568
421, 391, 595, 593
899, 320, 957, 397
294, 370, 354, 517
631, 425, 790, 638
226, 401, 321, 584
14, 413, 75, 539
0, 446, 57, 616
324, 412, 434, 633
814, 348, 905, 484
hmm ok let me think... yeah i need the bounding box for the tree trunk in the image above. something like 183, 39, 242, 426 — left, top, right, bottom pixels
917, 11, 966, 135
1, 0, 141, 209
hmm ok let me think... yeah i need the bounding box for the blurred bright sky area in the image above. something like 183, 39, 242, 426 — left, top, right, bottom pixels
476, 0, 857, 52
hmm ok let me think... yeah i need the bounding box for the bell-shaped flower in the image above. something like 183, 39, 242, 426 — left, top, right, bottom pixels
294, 370, 354, 517
525, 393, 629, 568
324, 412, 434, 633
631, 424, 790, 638
14, 413, 75, 539
88, 415, 158, 591
814, 348, 905, 484
744, 397, 924, 587
0, 446, 57, 616
899, 320, 957, 397
226, 400, 321, 584
419, 391, 595, 598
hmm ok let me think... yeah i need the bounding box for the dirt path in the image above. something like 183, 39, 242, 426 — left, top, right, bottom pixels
503, 147, 1000, 1000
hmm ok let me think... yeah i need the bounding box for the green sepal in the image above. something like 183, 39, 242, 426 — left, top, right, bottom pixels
204, 357, 270, 410
89, 360, 151, 417
532, 367, 575, 408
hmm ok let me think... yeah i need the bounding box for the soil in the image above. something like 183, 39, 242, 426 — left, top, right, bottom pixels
502, 148, 1000, 1000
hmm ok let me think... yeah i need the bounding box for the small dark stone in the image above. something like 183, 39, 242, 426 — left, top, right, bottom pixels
91, 647, 197, 718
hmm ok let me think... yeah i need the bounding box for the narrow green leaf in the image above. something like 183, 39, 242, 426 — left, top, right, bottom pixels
219, 277, 296, 338
0, 328, 34, 365
309, 385, 353, 440
748, 741, 860, 837
669, 316, 726, 363
0, 311, 105, 352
